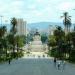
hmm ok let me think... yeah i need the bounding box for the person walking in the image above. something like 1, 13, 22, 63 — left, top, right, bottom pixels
62, 60, 66, 70
53, 58, 57, 67
57, 60, 61, 70
8, 58, 11, 64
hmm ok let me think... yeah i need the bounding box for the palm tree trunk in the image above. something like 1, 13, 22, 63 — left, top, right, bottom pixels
17, 42, 19, 58
13, 44, 15, 58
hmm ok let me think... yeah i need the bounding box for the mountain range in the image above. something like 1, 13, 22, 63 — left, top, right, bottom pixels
2, 22, 74, 31
27, 22, 64, 30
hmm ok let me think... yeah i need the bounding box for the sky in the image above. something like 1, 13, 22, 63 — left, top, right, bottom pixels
0, 0, 75, 24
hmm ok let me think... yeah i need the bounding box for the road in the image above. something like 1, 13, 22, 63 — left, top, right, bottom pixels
0, 58, 75, 75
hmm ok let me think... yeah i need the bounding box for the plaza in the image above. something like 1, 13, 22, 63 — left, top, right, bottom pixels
0, 58, 75, 75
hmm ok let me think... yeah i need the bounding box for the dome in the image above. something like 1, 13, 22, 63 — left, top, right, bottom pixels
34, 29, 40, 35
34, 31, 40, 35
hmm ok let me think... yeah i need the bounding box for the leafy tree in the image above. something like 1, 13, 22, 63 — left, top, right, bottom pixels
53, 26, 65, 59
53, 26, 65, 43
69, 32, 75, 47
0, 26, 7, 50
15, 35, 25, 48
0, 26, 7, 61
41, 33, 47, 43
48, 35, 56, 47
0, 26, 7, 38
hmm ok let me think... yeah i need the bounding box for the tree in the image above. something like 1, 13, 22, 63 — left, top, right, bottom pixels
53, 26, 65, 59
61, 12, 71, 34
0, 26, 7, 38
41, 33, 48, 43
15, 35, 25, 49
48, 35, 56, 47
0, 26, 7, 61
10, 17, 17, 58
69, 32, 75, 47
64, 31, 75, 62
0, 26, 7, 51
54, 26, 65, 43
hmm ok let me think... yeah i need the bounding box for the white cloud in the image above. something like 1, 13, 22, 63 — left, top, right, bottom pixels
0, 1, 9, 13
36, 0, 43, 3
0, 0, 75, 23
32, 10, 42, 16
27, 4, 36, 10
11, 0, 24, 6
57, 1, 75, 11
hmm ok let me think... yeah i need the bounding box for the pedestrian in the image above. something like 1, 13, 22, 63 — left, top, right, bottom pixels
57, 60, 61, 70
53, 58, 57, 67
62, 60, 66, 70
8, 58, 11, 64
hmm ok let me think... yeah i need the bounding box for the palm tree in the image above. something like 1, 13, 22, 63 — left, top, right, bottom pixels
10, 17, 17, 58
11, 17, 17, 34
61, 12, 72, 60
61, 12, 71, 34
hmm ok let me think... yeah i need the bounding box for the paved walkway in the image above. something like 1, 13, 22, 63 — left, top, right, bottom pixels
0, 58, 75, 75
23, 52, 49, 58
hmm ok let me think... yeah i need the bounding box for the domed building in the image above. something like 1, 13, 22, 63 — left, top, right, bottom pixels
27, 29, 48, 52
29, 30, 43, 52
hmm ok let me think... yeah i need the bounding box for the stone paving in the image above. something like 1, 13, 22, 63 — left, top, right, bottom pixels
0, 58, 75, 75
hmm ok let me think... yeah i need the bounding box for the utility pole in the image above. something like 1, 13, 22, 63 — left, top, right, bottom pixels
73, 9, 75, 31
0, 16, 3, 26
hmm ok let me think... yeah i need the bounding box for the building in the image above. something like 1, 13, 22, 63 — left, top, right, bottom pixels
16, 18, 26, 36
27, 30, 48, 52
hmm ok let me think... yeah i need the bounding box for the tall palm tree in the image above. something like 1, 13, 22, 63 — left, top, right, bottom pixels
61, 12, 72, 60
61, 12, 71, 34
11, 17, 17, 34
10, 17, 17, 58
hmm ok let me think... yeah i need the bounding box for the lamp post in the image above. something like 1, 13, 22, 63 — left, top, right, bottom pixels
7, 50, 10, 59
7, 50, 12, 64
0, 16, 3, 26
72, 9, 75, 31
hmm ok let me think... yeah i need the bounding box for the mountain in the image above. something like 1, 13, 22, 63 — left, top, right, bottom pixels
1, 22, 74, 32
27, 22, 64, 30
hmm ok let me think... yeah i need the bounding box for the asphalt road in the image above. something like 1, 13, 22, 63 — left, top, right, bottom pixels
0, 58, 75, 75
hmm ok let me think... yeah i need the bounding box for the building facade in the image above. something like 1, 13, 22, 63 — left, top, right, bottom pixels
16, 18, 26, 36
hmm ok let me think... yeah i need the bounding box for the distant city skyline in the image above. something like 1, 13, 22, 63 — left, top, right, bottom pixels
0, 0, 75, 24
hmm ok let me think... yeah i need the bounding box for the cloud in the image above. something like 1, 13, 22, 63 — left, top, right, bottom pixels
11, 0, 24, 7
36, 0, 43, 3
0, 0, 75, 23
0, 1, 9, 13
57, 1, 75, 11
27, 4, 37, 10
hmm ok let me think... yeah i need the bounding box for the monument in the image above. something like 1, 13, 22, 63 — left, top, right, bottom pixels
30, 29, 44, 52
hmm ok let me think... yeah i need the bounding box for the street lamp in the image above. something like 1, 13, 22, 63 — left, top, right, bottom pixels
0, 16, 3, 26
72, 9, 75, 31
